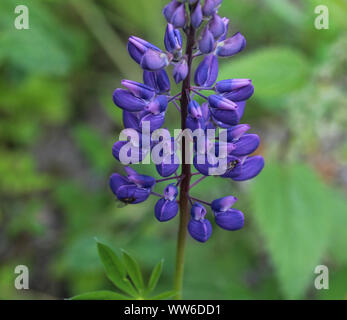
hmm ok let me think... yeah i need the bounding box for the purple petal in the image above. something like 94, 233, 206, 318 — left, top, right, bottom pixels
113, 89, 146, 112
173, 59, 189, 84
215, 79, 252, 93
211, 196, 238, 212
194, 54, 219, 87
121, 80, 155, 101
164, 184, 178, 201
226, 124, 251, 141
125, 166, 156, 188
143, 70, 171, 94
164, 24, 182, 53
163, 0, 180, 23
145, 95, 168, 114
191, 1, 203, 28
214, 209, 244, 231
216, 32, 246, 57
155, 199, 178, 222
199, 27, 215, 54
224, 84, 254, 102
156, 154, 179, 177
116, 184, 151, 204
208, 14, 226, 39
171, 4, 187, 28
232, 156, 265, 181
140, 49, 170, 71
188, 219, 212, 242
208, 94, 237, 110
123, 111, 140, 130
231, 134, 260, 156
210, 108, 239, 126
139, 112, 166, 132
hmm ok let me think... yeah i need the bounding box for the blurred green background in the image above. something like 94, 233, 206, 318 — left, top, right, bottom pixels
0, 0, 347, 300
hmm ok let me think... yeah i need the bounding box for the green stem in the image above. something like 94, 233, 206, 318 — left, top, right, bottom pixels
173, 23, 196, 300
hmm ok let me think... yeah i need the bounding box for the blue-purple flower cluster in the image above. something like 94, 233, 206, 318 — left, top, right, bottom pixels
110, 0, 264, 243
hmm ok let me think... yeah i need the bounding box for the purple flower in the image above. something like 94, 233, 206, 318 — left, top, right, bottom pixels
140, 49, 171, 71
188, 203, 212, 242
170, 3, 187, 28
191, 1, 203, 28
173, 58, 189, 84
143, 70, 171, 94
121, 80, 155, 101
214, 209, 244, 231
110, 172, 153, 204
113, 89, 147, 112
155, 198, 178, 222
199, 27, 215, 54
164, 24, 183, 53
194, 54, 219, 87
232, 156, 265, 181
127, 36, 161, 64
216, 32, 246, 57
110, 0, 264, 245
208, 14, 226, 39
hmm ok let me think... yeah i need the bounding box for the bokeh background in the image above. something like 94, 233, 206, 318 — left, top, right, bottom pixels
1, 0, 347, 300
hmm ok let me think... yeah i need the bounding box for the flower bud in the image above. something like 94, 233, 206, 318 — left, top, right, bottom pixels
145, 95, 168, 114
164, 24, 182, 53
156, 154, 180, 177
188, 218, 212, 242
208, 14, 226, 38
173, 58, 189, 84
190, 202, 207, 220
194, 54, 219, 87
214, 209, 244, 231
216, 32, 246, 57
163, 0, 180, 22
231, 134, 260, 156
139, 112, 166, 133
220, 156, 242, 178
171, 3, 187, 28
208, 95, 237, 110
155, 198, 178, 222
113, 89, 146, 112
140, 49, 170, 71
127, 36, 161, 64
225, 84, 254, 102
202, 0, 216, 16
110, 173, 151, 204
121, 79, 155, 101
232, 155, 265, 181
215, 79, 252, 93
199, 27, 215, 54
188, 100, 203, 119
219, 17, 230, 41
143, 70, 171, 94
191, 1, 203, 28
123, 111, 140, 131
164, 184, 178, 201
211, 196, 238, 212
124, 166, 156, 188
226, 124, 251, 141
112, 140, 148, 164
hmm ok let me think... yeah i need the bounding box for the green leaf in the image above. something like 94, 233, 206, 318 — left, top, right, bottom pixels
250, 163, 334, 299
146, 259, 164, 296
122, 250, 145, 295
149, 290, 176, 300
97, 242, 138, 297
218, 47, 310, 106
70, 290, 131, 300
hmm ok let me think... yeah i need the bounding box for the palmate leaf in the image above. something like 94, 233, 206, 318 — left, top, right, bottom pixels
97, 242, 138, 298
250, 163, 335, 299
146, 259, 164, 296
122, 250, 145, 295
148, 291, 177, 300
70, 290, 131, 300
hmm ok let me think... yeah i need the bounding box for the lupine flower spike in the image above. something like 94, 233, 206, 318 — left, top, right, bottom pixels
111, 0, 264, 246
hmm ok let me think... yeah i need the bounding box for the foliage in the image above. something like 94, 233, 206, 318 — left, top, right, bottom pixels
0, 0, 347, 300
70, 242, 175, 300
